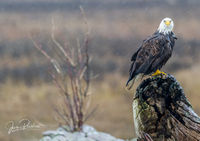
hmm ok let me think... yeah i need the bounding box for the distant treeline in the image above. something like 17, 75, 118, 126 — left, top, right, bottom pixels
0, 36, 199, 84
0, 0, 199, 12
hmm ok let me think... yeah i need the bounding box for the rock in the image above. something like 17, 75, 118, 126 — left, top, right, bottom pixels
40, 125, 125, 141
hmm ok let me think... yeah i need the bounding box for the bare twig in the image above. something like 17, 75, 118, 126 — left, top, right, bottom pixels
51, 18, 76, 67
30, 36, 61, 74
83, 105, 98, 123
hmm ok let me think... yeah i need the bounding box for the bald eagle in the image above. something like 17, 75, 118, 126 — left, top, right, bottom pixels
126, 17, 177, 89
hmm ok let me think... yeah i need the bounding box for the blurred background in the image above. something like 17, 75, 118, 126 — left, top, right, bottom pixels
0, 0, 200, 140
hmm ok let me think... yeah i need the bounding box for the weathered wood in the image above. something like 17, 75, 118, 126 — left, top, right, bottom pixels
133, 75, 200, 141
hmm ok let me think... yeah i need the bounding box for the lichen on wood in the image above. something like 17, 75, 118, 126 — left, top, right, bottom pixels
133, 74, 200, 141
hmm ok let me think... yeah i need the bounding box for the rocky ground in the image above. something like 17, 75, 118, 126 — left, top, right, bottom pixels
40, 125, 132, 141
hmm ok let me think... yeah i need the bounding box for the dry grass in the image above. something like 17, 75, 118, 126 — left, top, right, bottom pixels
0, 80, 58, 141
175, 65, 200, 114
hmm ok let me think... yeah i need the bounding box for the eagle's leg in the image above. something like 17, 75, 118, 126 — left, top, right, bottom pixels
152, 69, 167, 76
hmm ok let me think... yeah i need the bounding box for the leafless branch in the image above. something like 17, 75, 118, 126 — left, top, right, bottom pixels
51, 18, 76, 67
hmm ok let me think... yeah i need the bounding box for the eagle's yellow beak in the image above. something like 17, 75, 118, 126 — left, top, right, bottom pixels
165, 20, 171, 26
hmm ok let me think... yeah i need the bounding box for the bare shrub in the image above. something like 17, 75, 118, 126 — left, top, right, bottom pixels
30, 7, 95, 131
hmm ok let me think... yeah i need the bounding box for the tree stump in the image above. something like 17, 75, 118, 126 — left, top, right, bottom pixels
133, 74, 200, 141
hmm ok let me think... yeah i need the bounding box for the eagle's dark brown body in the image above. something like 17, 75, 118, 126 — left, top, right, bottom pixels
126, 31, 177, 86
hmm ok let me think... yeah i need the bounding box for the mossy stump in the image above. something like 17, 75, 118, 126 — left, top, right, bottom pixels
133, 75, 200, 141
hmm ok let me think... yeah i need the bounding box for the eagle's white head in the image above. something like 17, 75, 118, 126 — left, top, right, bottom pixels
158, 17, 174, 35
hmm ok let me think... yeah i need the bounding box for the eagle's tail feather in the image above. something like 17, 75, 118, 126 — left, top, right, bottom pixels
126, 75, 136, 90
126, 76, 136, 90
126, 74, 143, 90
126, 77, 132, 86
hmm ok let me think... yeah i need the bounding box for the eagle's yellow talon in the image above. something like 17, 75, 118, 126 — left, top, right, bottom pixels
152, 69, 167, 76
161, 71, 167, 75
